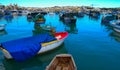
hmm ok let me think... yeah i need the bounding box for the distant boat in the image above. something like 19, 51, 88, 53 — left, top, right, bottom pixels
0, 32, 68, 60
110, 20, 120, 32
27, 13, 33, 19
18, 10, 30, 16
33, 14, 46, 24
60, 12, 77, 24
0, 24, 6, 31
49, 12, 55, 16
77, 11, 84, 17
46, 54, 77, 70
102, 14, 117, 23
35, 18, 45, 24
64, 17, 77, 24
17, 10, 23, 16
31, 12, 39, 18
11, 10, 18, 16
42, 25, 55, 32
89, 11, 100, 18
4, 10, 13, 19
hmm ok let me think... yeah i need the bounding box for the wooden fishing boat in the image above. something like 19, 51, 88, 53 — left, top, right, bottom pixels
0, 32, 68, 59
46, 54, 77, 70
35, 18, 45, 24
34, 14, 46, 24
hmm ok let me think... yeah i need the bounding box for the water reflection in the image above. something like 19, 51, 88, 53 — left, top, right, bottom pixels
64, 23, 78, 34
89, 16, 99, 21
32, 24, 53, 36
0, 63, 5, 70
2, 44, 68, 70
103, 25, 113, 32
102, 21, 120, 43
4, 16, 13, 23
27, 18, 33, 23
4, 11, 13, 23
109, 31, 120, 43
0, 17, 3, 20
32, 24, 43, 35
101, 22, 109, 26
0, 30, 7, 36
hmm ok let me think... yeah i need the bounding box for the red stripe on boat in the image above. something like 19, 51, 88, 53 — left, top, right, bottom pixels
54, 32, 68, 40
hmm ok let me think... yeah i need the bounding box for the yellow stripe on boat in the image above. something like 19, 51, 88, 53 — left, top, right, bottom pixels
38, 18, 44, 21
41, 40, 58, 47
2, 49, 9, 54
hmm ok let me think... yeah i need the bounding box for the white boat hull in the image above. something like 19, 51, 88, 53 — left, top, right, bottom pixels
0, 24, 6, 27
1, 38, 65, 59
38, 39, 64, 53
114, 28, 120, 33
0, 26, 5, 31
110, 20, 120, 33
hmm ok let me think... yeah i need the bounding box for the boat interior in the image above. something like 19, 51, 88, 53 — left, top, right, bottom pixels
46, 56, 75, 70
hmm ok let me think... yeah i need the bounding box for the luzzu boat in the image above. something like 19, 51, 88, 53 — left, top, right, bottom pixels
0, 32, 68, 61
33, 14, 46, 24
39, 32, 68, 53
35, 18, 45, 24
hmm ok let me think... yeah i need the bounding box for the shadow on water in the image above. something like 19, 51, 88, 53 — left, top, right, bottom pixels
27, 18, 33, 23
2, 43, 68, 70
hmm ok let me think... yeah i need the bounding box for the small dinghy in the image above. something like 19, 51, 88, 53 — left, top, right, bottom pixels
46, 54, 77, 70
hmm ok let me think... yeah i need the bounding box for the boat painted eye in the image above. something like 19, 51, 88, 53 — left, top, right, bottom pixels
56, 35, 61, 39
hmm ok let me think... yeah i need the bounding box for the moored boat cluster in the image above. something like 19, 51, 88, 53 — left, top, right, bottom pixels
0, 3, 120, 70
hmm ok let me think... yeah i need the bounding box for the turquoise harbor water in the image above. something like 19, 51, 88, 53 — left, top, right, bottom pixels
0, 14, 120, 70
